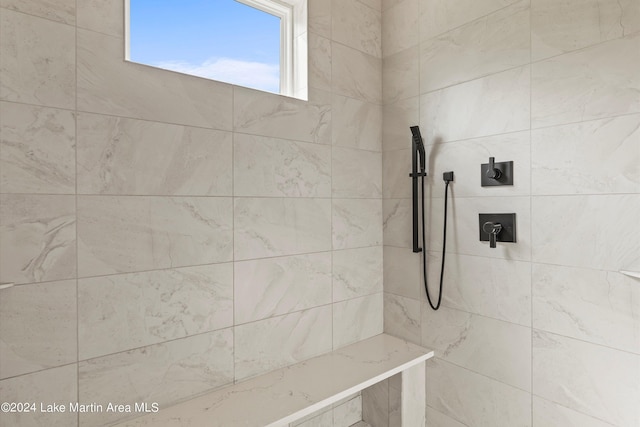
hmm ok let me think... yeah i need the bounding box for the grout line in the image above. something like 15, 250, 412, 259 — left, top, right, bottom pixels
0, 361, 79, 382
4, 191, 639, 198
0, 5, 74, 26
530, 394, 620, 426
416, 0, 425, 353
423, 298, 640, 355
426, 404, 471, 427
529, 5, 534, 424
433, 357, 533, 394
419, 32, 640, 99
386, 246, 638, 276
419, 0, 524, 43
4, 245, 386, 288
231, 86, 237, 385
380, 107, 640, 152
74, 0, 80, 417
330, 93, 335, 352
418, 63, 530, 97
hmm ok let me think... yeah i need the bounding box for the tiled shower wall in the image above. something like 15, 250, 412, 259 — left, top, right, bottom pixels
382, 0, 640, 426
0, 0, 383, 425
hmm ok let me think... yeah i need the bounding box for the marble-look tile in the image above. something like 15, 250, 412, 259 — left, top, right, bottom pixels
234, 306, 332, 381
333, 246, 383, 302
421, 0, 530, 93
332, 43, 382, 104
382, 0, 419, 58
333, 293, 384, 349
426, 407, 467, 427
234, 87, 331, 145
533, 264, 640, 354
388, 381, 401, 426
382, 198, 413, 249
388, 372, 401, 391
291, 410, 333, 427
79, 263, 233, 360
0, 280, 76, 379
383, 46, 420, 105
333, 394, 362, 426
382, 96, 419, 152
428, 196, 531, 261
384, 246, 420, 300
79, 329, 234, 426
77, 196, 233, 276
0, 10, 75, 109
384, 293, 421, 344
332, 148, 382, 198
419, 0, 521, 41
532, 33, 640, 129
532, 114, 640, 195
0, 0, 75, 24
422, 305, 531, 390
294, 34, 310, 101
420, 66, 530, 144
362, 379, 389, 427
400, 362, 426, 427
290, 392, 361, 427
533, 397, 618, 427
77, 29, 232, 130
382, 149, 411, 198
77, 0, 123, 37
533, 330, 640, 426
426, 131, 531, 198
427, 253, 531, 326
309, 33, 331, 92
0, 194, 75, 285
117, 334, 432, 427
0, 365, 77, 427
332, 0, 381, 58
234, 253, 332, 324
532, 195, 640, 271
358, 0, 382, 11
382, 0, 405, 11
332, 95, 382, 151
427, 359, 532, 427
332, 199, 382, 250
0, 102, 75, 194
234, 198, 331, 260
532, 0, 640, 61
308, 0, 331, 38
77, 113, 233, 196
234, 133, 331, 197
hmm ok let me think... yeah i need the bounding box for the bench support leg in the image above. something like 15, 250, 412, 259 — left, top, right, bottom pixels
400, 362, 426, 427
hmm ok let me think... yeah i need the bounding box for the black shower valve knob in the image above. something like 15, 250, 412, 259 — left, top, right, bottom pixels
482, 221, 502, 248
481, 158, 513, 186
486, 157, 502, 180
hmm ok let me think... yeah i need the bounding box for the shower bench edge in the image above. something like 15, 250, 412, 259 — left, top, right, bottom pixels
113, 333, 434, 427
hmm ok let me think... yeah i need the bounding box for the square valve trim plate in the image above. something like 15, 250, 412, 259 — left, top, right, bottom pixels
479, 213, 516, 243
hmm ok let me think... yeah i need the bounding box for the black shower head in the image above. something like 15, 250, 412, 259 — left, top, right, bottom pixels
410, 126, 426, 172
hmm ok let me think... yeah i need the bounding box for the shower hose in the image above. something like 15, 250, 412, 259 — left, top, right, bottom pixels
421, 174, 450, 311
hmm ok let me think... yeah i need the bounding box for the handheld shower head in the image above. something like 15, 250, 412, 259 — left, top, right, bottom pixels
410, 126, 426, 172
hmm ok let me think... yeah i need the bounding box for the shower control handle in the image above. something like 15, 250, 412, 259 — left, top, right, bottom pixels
486, 157, 502, 180
482, 221, 502, 248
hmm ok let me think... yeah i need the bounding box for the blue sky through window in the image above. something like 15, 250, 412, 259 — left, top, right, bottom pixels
130, 0, 281, 93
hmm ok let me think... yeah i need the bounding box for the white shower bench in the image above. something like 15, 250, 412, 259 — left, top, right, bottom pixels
115, 334, 434, 427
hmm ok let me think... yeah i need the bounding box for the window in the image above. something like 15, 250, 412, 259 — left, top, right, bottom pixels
125, 0, 307, 100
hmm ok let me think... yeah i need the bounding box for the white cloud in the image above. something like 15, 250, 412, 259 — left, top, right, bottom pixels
154, 57, 280, 93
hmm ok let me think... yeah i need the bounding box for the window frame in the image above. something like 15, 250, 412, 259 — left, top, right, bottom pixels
124, 0, 307, 100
